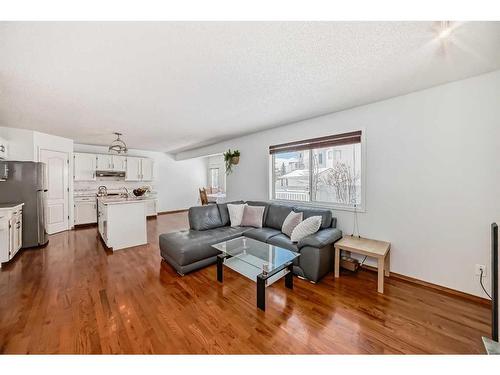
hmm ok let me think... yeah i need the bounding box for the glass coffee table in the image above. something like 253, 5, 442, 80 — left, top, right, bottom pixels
212, 236, 300, 311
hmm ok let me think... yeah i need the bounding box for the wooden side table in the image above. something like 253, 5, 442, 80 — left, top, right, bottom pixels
334, 235, 391, 293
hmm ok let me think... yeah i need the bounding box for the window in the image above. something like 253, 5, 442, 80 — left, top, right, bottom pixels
270, 131, 362, 209
209, 168, 219, 189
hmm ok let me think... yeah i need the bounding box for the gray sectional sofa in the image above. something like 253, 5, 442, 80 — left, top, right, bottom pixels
159, 201, 343, 282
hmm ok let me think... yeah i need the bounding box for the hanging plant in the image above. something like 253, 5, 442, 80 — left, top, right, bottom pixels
223, 149, 240, 174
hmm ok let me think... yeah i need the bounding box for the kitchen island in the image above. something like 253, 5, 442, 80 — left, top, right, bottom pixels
97, 197, 149, 251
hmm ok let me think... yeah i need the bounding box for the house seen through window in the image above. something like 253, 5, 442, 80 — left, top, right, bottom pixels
270, 131, 362, 208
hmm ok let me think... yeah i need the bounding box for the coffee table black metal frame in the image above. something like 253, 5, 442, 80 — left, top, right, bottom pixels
216, 253, 294, 311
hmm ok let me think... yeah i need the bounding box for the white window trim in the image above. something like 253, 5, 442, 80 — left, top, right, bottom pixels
268, 129, 366, 213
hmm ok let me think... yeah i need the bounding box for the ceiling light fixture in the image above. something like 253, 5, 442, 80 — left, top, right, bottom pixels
108, 132, 128, 154
438, 21, 452, 39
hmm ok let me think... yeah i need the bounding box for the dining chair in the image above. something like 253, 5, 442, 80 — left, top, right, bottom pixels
199, 188, 209, 205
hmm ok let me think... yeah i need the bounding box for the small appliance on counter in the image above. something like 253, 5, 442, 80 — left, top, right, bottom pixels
97, 186, 108, 197
0, 161, 48, 248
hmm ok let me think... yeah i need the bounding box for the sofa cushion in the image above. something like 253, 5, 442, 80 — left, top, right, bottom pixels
188, 204, 223, 231
159, 226, 251, 266
265, 203, 294, 230
246, 201, 271, 224
293, 206, 332, 229
291, 216, 322, 242
281, 211, 303, 237
217, 200, 244, 226
227, 203, 247, 227
244, 227, 281, 242
267, 233, 299, 252
240, 205, 266, 228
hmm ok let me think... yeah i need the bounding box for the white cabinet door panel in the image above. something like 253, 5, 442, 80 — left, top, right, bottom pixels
75, 201, 97, 225
141, 158, 154, 181
125, 157, 141, 181
112, 155, 126, 171
0, 136, 8, 159
74, 153, 96, 181
0, 217, 9, 263
96, 154, 113, 170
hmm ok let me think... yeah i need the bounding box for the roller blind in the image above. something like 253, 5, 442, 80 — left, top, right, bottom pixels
269, 130, 362, 154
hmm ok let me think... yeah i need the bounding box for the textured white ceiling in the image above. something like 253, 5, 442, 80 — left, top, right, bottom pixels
1, 22, 499, 153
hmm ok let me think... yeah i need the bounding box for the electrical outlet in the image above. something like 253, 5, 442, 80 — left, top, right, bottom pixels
475, 264, 487, 277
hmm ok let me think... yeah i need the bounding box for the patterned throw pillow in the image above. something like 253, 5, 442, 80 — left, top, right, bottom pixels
240, 205, 266, 228
227, 203, 248, 227
290, 216, 322, 242
281, 211, 303, 237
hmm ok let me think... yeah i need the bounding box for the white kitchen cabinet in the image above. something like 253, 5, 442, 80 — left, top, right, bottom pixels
125, 156, 142, 181
96, 154, 113, 170
112, 155, 126, 171
125, 157, 153, 181
145, 199, 158, 217
97, 198, 146, 250
74, 198, 97, 225
0, 204, 23, 267
97, 200, 108, 244
141, 158, 154, 181
0, 136, 8, 159
74, 153, 96, 181
93, 154, 127, 172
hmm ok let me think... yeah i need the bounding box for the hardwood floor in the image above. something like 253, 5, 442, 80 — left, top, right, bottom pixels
0, 213, 490, 354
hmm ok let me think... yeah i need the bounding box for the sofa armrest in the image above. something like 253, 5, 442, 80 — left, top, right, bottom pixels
298, 228, 342, 249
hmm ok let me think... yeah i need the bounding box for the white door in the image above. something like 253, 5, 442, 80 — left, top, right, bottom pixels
40, 149, 69, 234
125, 157, 141, 181
74, 153, 96, 181
96, 154, 113, 170
141, 158, 154, 181
112, 155, 126, 171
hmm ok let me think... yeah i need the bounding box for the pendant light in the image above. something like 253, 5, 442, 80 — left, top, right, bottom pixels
108, 132, 128, 154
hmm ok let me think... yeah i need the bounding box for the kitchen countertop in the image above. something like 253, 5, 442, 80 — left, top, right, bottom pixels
0, 203, 24, 211
97, 196, 156, 205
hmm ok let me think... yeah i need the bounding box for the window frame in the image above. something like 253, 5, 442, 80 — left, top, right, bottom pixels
269, 130, 366, 212
209, 167, 220, 189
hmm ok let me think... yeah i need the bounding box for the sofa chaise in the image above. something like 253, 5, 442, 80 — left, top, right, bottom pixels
159, 201, 343, 283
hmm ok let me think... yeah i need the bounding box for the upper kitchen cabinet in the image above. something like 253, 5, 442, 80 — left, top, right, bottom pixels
74, 153, 96, 181
125, 157, 154, 181
0, 136, 8, 159
112, 155, 126, 171
96, 154, 126, 171
96, 154, 113, 170
125, 156, 142, 181
140, 158, 154, 181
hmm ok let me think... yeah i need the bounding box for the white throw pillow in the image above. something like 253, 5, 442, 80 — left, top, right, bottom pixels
281, 211, 303, 237
227, 203, 248, 227
290, 216, 322, 243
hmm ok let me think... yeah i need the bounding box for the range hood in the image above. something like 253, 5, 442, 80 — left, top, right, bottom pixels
96, 170, 126, 178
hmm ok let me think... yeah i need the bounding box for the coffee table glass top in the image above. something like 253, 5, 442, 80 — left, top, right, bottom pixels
212, 236, 299, 278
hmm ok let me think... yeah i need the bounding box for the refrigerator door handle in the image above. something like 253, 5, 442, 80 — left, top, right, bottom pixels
36, 189, 47, 245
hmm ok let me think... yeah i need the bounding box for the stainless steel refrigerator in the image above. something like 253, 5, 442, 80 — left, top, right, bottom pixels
0, 161, 48, 248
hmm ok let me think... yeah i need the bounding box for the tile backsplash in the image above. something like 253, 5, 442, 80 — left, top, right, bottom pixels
74, 178, 156, 194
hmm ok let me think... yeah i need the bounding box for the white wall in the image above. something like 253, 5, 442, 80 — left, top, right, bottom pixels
74, 144, 207, 212
177, 70, 500, 298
